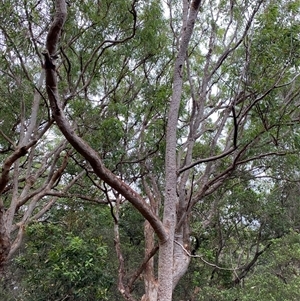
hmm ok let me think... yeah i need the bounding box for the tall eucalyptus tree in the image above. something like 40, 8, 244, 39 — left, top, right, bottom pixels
42, 0, 300, 300
1, 0, 300, 300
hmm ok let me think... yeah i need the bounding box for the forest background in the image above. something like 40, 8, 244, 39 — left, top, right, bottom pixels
1, 0, 300, 300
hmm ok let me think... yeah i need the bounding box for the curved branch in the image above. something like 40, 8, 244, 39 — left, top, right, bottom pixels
178, 147, 236, 174
44, 0, 167, 243
0, 145, 32, 194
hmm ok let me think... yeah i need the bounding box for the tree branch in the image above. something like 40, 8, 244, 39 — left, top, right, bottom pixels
44, 0, 168, 243
178, 147, 236, 174
128, 245, 159, 292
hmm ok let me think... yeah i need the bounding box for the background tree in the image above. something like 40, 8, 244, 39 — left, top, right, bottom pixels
0, 0, 118, 271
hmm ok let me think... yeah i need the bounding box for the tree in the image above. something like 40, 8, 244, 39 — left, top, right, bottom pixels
2, 0, 300, 300
0, 0, 117, 272
0, 77, 89, 274
0, 43, 86, 273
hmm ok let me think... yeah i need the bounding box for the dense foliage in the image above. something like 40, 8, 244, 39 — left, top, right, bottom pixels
1, 0, 300, 300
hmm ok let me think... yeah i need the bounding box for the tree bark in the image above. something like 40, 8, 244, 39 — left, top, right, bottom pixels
141, 221, 158, 301
157, 2, 201, 301
0, 202, 10, 275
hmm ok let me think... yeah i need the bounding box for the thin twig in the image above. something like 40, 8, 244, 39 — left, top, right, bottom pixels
0, 129, 16, 149
174, 240, 239, 272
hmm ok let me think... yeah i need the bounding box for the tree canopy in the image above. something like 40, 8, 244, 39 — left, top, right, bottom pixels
1, 0, 300, 300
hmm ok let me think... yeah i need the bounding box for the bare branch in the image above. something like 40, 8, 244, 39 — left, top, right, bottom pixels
174, 240, 239, 271
178, 147, 236, 174
128, 245, 159, 291
0, 146, 31, 194
0, 129, 16, 149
